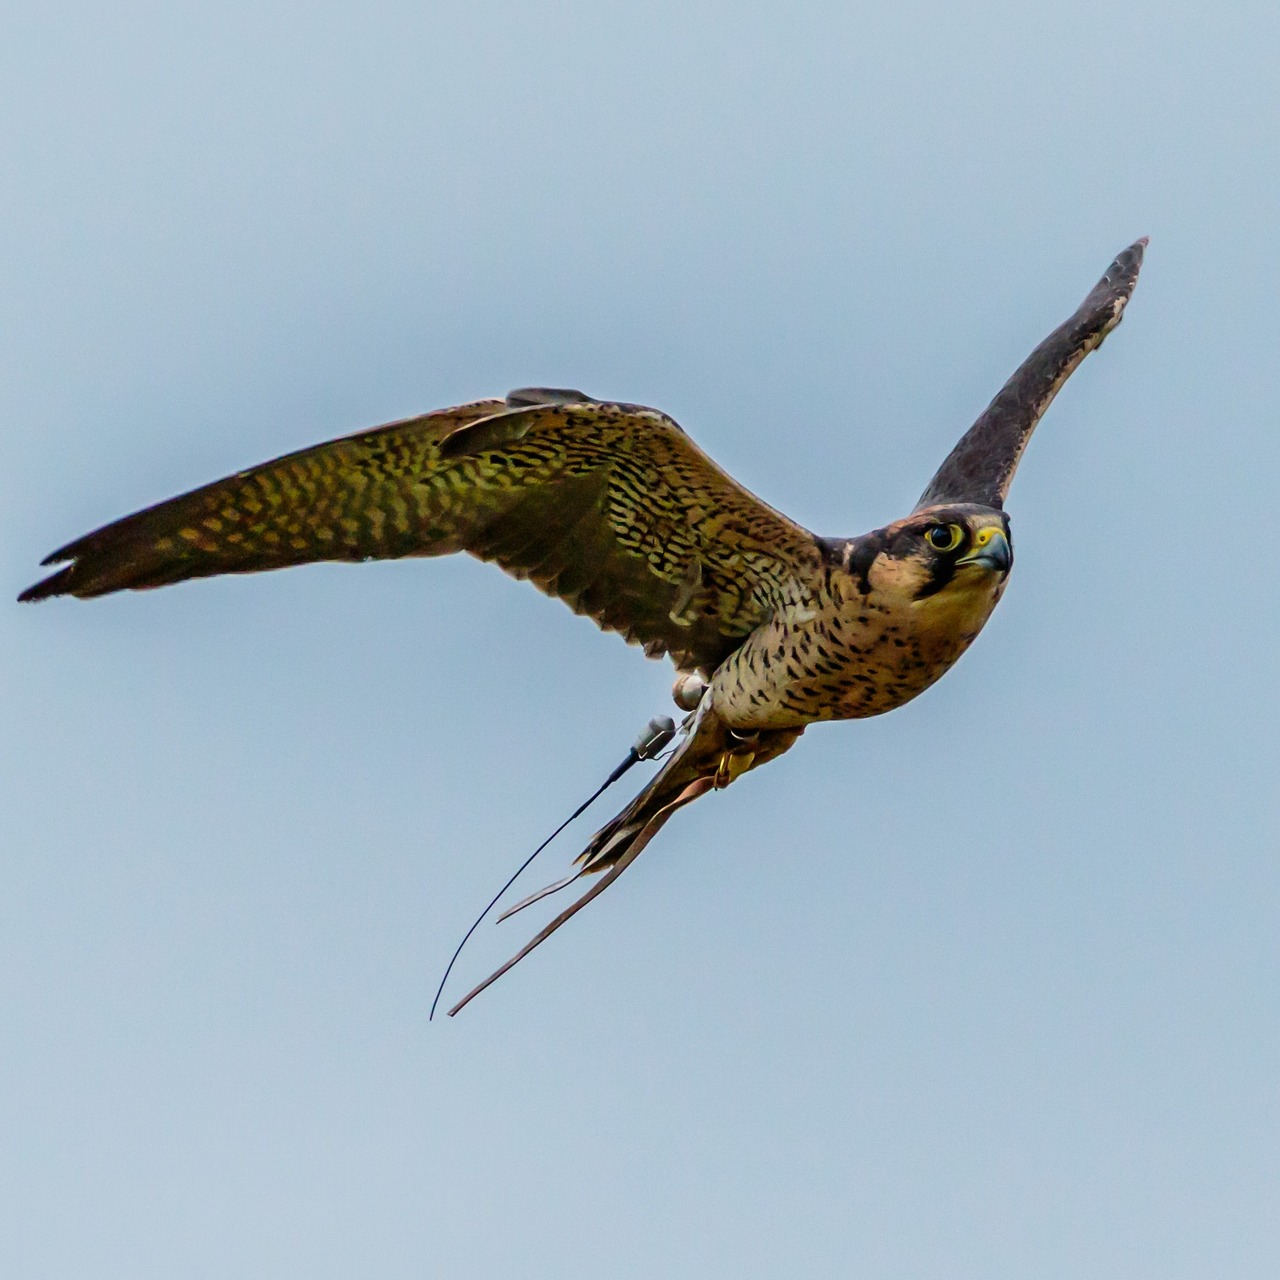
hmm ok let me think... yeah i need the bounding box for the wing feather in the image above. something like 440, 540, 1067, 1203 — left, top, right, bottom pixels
916, 238, 1146, 511
21, 393, 823, 673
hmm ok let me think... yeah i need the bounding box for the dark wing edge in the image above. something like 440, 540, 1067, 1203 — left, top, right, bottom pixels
915, 237, 1147, 512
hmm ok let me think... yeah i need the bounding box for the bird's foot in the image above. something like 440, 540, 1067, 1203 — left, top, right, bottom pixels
715, 729, 761, 787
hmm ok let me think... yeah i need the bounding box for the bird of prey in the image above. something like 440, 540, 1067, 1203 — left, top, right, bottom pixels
21, 240, 1145, 1014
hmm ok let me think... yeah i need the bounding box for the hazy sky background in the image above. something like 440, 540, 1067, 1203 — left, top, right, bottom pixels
3, 3, 1278, 1276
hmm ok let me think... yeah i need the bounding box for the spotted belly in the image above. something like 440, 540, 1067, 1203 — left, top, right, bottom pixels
708, 575, 1003, 731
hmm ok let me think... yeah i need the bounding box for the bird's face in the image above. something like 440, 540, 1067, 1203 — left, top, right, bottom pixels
851, 504, 1013, 622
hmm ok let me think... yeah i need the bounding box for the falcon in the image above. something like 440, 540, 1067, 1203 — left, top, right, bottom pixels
20, 239, 1146, 1013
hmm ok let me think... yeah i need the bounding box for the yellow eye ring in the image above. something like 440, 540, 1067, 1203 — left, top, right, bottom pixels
924, 523, 964, 552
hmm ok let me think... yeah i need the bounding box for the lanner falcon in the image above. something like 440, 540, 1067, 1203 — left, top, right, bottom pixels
21, 240, 1145, 1014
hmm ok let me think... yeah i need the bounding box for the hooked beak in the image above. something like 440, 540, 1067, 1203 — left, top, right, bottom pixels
958, 527, 1013, 574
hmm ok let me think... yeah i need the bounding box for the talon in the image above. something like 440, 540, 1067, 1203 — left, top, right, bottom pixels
714, 749, 755, 788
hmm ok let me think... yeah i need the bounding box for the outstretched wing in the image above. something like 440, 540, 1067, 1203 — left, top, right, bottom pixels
916, 238, 1146, 511
21, 388, 824, 673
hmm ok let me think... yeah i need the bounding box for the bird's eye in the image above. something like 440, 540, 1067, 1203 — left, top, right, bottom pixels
924, 523, 964, 552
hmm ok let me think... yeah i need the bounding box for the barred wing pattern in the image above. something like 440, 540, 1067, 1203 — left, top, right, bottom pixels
21, 391, 825, 674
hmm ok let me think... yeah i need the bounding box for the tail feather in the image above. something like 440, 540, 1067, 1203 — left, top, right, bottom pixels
446, 705, 802, 1015
446, 775, 715, 1016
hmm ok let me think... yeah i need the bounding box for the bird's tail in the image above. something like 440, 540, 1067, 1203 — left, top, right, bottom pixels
445, 703, 803, 1015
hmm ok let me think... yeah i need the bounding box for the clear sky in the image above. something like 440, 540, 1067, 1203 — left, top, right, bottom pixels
3, 3, 1278, 1276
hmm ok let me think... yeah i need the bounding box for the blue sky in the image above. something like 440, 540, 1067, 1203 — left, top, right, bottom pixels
3, 3, 1278, 1276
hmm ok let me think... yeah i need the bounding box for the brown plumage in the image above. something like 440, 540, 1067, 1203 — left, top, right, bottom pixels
20, 239, 1146, 1013
20, 389, 821, 676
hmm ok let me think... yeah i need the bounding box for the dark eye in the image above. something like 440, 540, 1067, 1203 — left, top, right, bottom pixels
925, 523, 964, 552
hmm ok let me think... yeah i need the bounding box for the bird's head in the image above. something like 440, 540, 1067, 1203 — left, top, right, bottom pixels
847, 504, 1013, 613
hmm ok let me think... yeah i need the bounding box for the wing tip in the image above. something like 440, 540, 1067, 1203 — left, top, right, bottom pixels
36, 533, 87, 568
18, 566, 76, 602
21, 518, 156, 601
1113, 235, 1147, 279
1090, 236, 1148, 320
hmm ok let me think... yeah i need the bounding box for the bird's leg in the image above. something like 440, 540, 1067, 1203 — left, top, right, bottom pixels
715, 729, 760, 788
